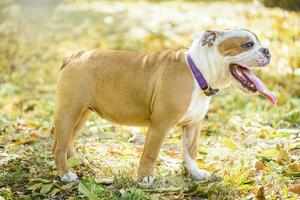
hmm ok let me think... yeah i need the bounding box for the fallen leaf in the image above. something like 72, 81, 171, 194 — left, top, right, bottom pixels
0, 135, 11, 145
67, 157, 82, 167
254, 186, 266, 200
257, 148, 279, 161
198, 146, 208, 155
255, 162, 264, 170
107, 146, 124, 156
15, 137, 37, 145
27, 183, 43, 191
164, 149, 176, 157
50, 188, 60, 197
235, 168, 253, 185
288, 162, 300, 173
196, 159, 211, 171
78, 177, 105, 200
28, 178, 51, 185
40, 183, 53, 194
61, 182, 77, 190
222, 138, 239, 150
277, 149, 291, 164
289, 183, 300, 195
135, 145, 144, 153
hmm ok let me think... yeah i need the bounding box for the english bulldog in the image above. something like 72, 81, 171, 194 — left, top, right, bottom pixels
53, 29, 276, 184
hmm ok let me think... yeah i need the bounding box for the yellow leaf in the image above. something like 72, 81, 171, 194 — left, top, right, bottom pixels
277, 148, 291, 164
196, 159, 210, 171
198, 163, 210, 171
288, 162, 300, 172
27, 183, 43, 191
235, 168, 253, 185
258, 148, 279, 160
222, 138, 239, 150
198, 146, 208, 155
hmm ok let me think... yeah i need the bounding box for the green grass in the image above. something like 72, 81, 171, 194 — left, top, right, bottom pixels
0, 0, 299, 199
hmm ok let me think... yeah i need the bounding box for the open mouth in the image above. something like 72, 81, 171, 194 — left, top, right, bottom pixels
229, 64, 277, 104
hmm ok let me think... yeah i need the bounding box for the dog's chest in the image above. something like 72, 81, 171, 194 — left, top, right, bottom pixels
179, 84, 211, 125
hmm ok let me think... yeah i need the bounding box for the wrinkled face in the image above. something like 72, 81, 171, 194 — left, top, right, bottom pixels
209, 29, 276, 104
217, 29, 271, 68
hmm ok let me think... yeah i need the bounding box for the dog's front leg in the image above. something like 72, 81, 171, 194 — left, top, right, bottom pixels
138, 124, 172, 186
182, 122, 213, 181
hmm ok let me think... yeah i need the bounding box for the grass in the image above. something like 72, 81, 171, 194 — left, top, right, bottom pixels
0, 0, 300, 199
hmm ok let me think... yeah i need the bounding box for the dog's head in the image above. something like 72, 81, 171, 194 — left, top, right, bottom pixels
194, 29, 276, 104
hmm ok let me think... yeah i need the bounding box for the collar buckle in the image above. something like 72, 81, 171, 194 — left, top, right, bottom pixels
203, 87, 219, 96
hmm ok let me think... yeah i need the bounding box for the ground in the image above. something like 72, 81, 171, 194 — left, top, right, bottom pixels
0, 0, 299, 199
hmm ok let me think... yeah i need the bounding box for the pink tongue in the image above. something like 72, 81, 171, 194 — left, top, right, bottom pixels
241, 68, 277, 105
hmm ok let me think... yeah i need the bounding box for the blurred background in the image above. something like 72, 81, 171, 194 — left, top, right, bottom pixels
0, 0, 299, 199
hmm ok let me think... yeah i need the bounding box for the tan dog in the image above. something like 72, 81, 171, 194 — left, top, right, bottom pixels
53, 29, 276, 184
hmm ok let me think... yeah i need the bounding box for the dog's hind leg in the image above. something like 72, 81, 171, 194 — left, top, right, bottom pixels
54, 101, 88, 183
54, 63, 92, 183
67, 109, 91, 158
182, 122, 218, 181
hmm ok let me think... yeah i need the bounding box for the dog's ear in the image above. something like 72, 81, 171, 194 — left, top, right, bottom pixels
201, 30, 223, 47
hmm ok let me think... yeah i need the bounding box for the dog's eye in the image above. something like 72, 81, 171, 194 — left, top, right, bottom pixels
242, 41, 254, 48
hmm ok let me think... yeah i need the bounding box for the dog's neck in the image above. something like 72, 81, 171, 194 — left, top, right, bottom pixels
187, 38, 232, 89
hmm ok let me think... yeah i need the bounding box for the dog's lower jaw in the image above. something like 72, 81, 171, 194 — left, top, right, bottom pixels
60, 171, 78, 183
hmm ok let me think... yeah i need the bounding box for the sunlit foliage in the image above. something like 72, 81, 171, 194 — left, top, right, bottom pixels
0, 0, 299, 199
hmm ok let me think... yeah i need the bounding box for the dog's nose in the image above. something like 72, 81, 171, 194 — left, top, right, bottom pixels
260, 48, 270, 55
260, 48, 271, 59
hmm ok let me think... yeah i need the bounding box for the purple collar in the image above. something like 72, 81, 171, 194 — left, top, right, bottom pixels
185, 54, 219, 96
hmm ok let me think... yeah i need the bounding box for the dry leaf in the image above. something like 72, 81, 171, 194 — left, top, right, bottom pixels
288, 162, 300, 173
255, 162, 264, 171
135, 145, 144, 153
196, 159, 211, 171
164, 149, 176, 157
107, 146, 124, 156
289, 183, 300, 195
15, 138, 37, 145
222, 138, 239, 150
254, 186, 266, 200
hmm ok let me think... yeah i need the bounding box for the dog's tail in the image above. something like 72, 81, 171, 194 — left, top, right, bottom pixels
60, 50, 85, 70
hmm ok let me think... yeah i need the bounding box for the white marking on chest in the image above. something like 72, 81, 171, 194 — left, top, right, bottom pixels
179, 81, 211, 125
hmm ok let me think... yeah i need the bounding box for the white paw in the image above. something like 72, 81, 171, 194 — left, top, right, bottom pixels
60, 171, 78, 183
138, 176, 155, 188
190, 168, 212, 181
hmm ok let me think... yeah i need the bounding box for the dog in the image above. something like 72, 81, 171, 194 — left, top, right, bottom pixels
53, 29, 276, 184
